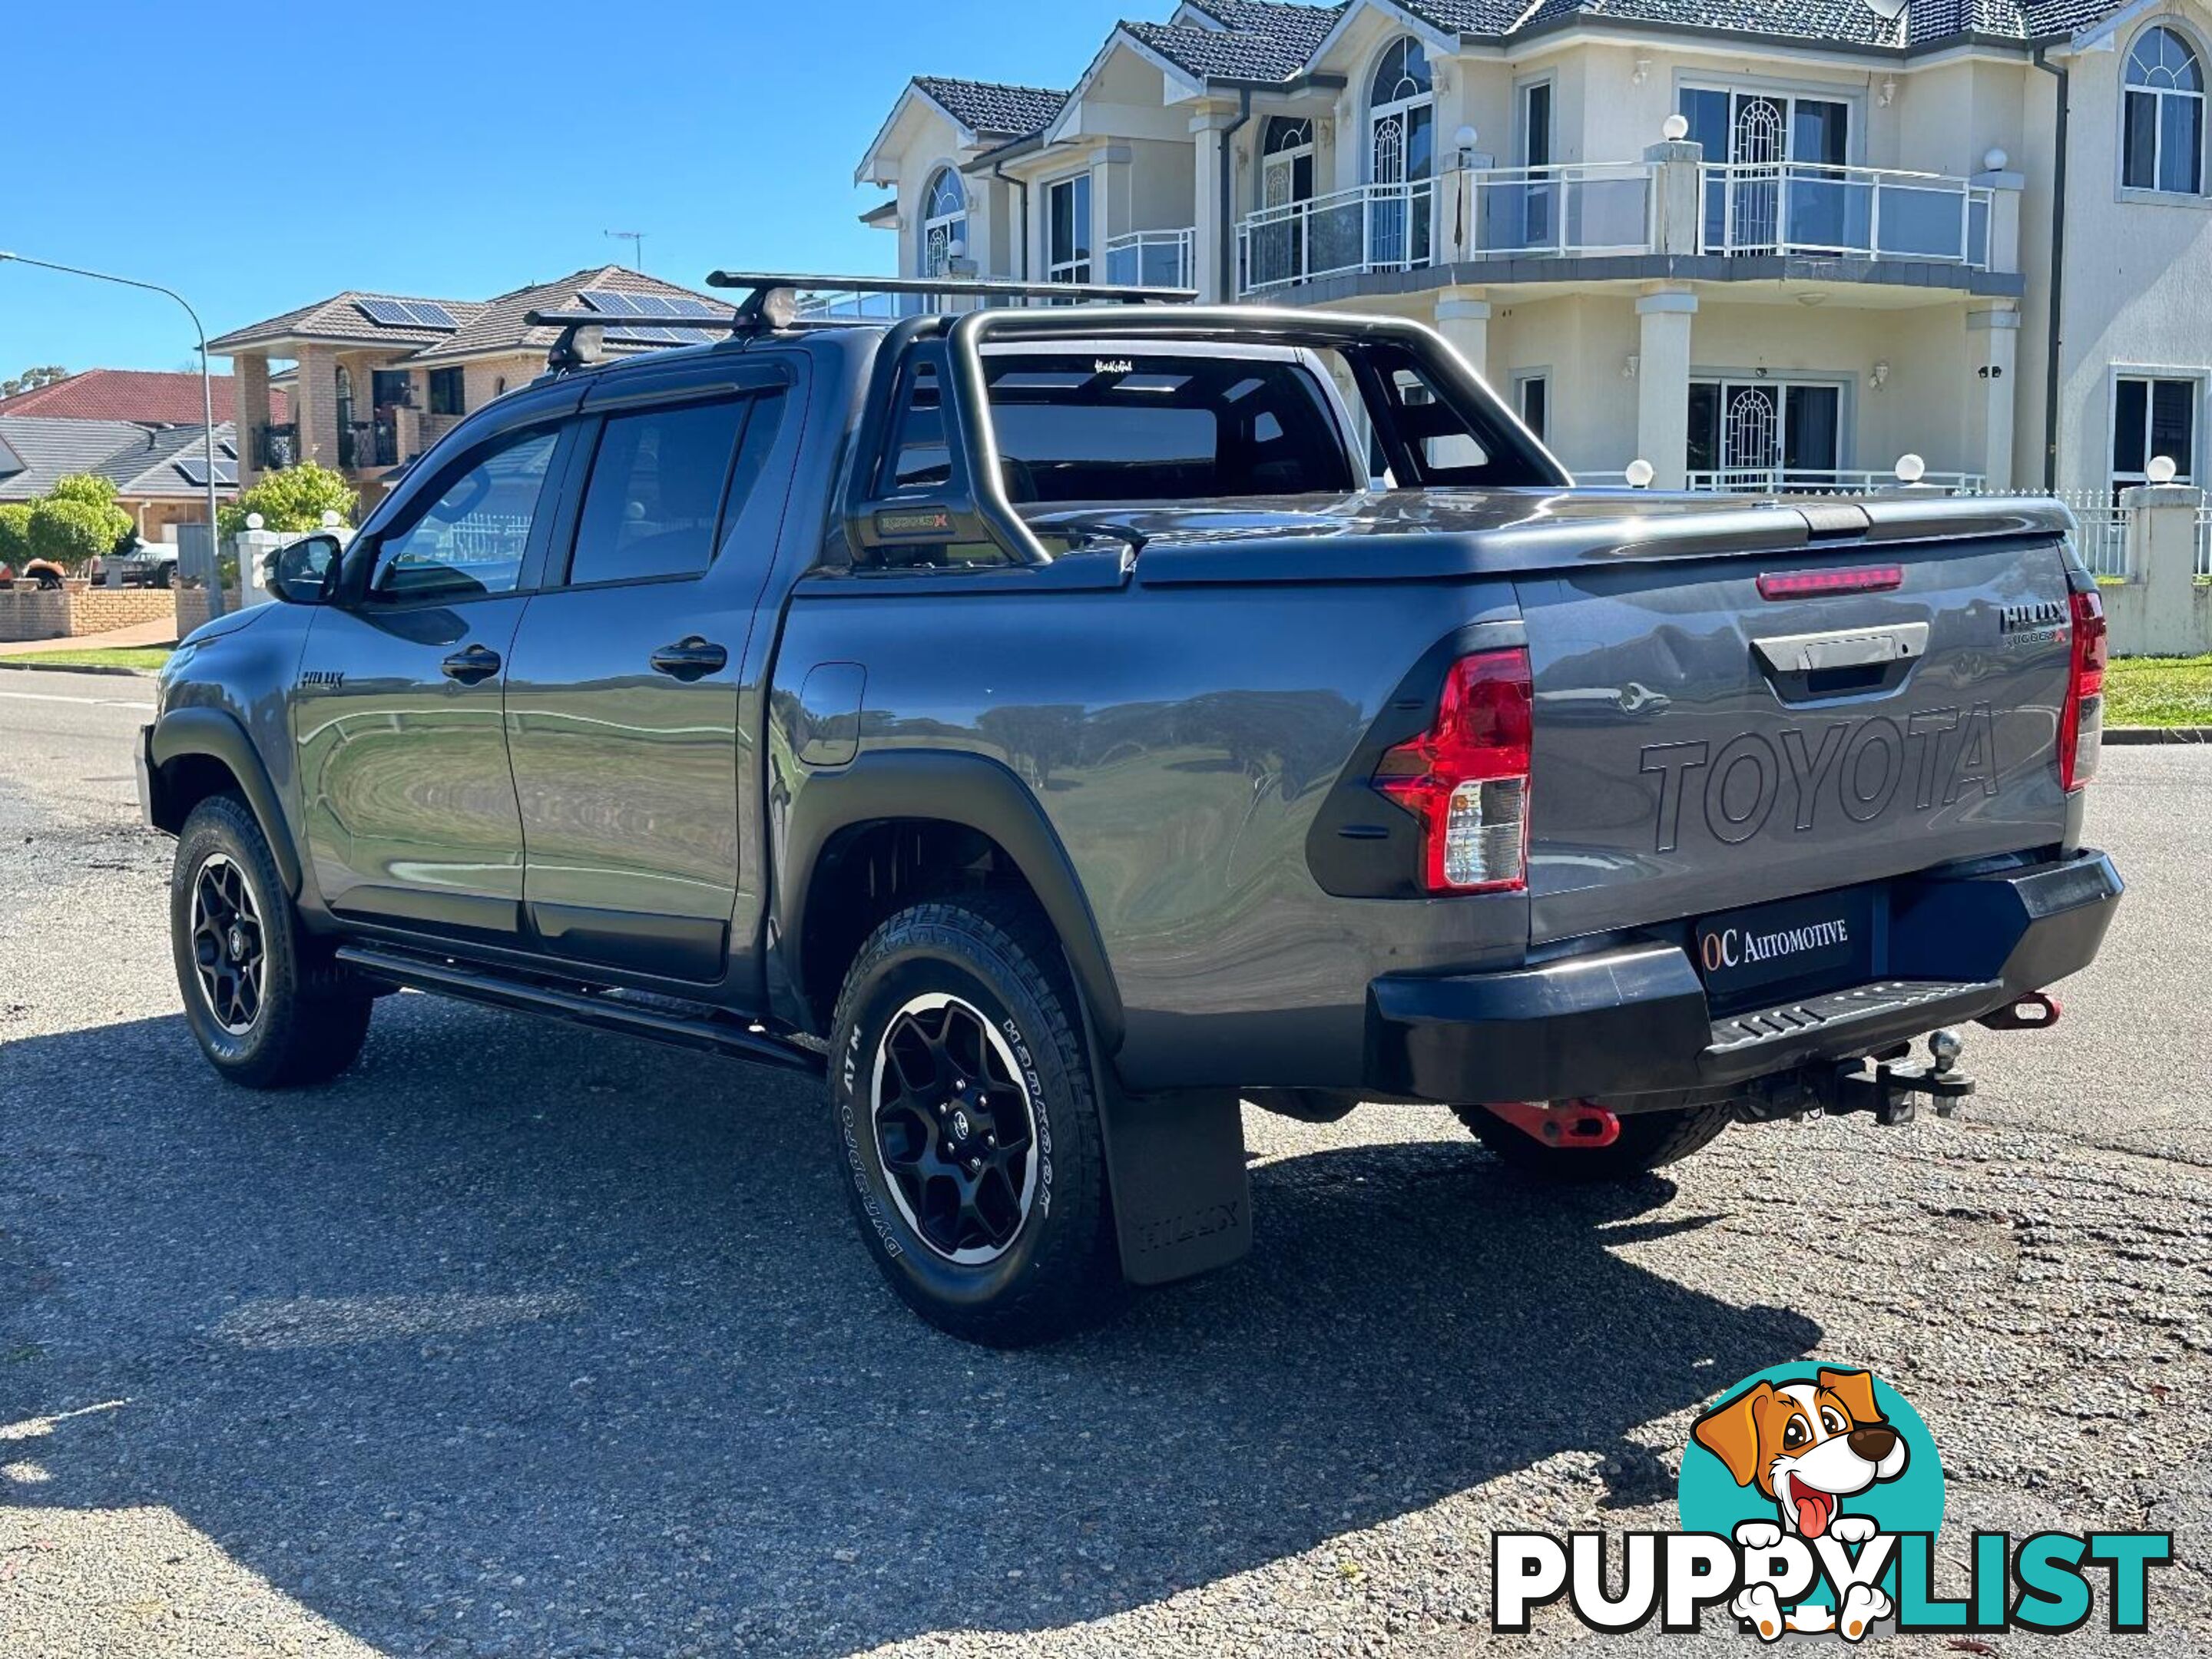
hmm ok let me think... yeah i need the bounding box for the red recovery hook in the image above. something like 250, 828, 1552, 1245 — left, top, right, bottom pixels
1486, 1101, 1622, 1149
1978, 992, 2062, 1032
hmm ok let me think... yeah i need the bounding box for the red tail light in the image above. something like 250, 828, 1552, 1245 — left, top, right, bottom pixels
2058, 586, 2107, 794
1757, 565, 1903, 600
1373, 647, 1533, 893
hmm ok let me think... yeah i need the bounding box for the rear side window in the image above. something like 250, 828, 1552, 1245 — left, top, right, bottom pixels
569, 394, 784, 585
371, 426, 558, 602
982, 353, 1354, 504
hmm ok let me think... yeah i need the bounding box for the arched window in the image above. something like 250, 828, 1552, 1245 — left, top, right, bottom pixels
1367, 37, 1435, 267
921, 167, 968, 278
1260, 116, 1314, 210
2124, 25, 2204, 194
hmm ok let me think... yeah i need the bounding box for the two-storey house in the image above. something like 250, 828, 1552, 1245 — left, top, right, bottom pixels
857, 0, 2212, 540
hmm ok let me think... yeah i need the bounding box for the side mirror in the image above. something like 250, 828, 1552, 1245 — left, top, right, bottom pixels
266, 533, 343, 606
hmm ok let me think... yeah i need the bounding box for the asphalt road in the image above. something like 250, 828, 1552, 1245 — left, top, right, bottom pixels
1, 667, 2207, 1657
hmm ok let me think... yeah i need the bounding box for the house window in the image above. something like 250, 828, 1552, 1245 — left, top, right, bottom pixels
2113, 376, 2197, 482
922, 167, 969, 279
2124, 26, 2204, 194
1368, 36, 1435, 267
1682, 85, 1853, 254
428, 367, 466, 416
1522, 81, 1553, 168
1516, 374, 1550, 443
1047, 175, 1092, 284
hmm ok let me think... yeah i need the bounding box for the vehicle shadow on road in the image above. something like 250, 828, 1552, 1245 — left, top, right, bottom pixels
2, 998, 1821, 1655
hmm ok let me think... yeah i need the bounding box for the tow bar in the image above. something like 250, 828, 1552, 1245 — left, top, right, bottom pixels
1743, 1029, 1976, 1128
1488, 1100, 1622, 1149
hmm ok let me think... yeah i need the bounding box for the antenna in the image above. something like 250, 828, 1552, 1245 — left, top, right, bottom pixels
603, 230, 646, 270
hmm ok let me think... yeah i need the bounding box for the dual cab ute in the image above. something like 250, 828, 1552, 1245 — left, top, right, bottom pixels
141, 275, 2123, 1344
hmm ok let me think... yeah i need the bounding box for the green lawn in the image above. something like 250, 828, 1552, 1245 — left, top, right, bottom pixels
5, 647, 174, 672
2107, 655, 2212, 728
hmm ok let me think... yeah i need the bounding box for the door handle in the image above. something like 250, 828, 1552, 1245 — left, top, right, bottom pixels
441, 643, 502, 685
650, 637, 729, 682
1753, 622, 1929, 675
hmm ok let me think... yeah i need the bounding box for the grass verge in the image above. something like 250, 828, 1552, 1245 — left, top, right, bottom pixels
1, 647, 174, 672
2108, 655, 2212, 728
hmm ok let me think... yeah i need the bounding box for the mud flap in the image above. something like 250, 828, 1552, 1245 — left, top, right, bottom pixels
1097, 1084, 1253, 1286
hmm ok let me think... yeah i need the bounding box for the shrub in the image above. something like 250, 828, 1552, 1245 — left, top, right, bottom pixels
219, 463, 357, 538
28, 498, 122, 573
47, 473, 122, 512
0, 503, 31, 567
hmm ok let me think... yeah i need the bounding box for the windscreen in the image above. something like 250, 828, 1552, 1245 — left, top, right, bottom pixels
886, 350, 1360, 507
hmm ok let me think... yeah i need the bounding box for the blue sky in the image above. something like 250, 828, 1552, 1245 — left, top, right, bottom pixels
0, 0, 1137, 378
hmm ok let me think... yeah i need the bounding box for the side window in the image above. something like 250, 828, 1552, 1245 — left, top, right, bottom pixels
1385, 363, 1492, 480
569, 395, 783, 586
371, 426, 558, 602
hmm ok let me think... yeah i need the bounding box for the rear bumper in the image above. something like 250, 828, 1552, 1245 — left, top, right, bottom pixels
1364, 849, 2123, 1105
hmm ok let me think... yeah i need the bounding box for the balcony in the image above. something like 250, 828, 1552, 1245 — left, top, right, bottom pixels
1700, 163, 1994, 268
1104, 228, 1196, 292
337, 421, 399, 472
1685, 467, 1986, 494
1467, 164, 1653, 260
253, 422, 298, 471
1238, 180, 1435, 295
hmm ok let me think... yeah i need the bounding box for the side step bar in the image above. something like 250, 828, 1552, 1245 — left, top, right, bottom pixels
334, 945, 825, 1077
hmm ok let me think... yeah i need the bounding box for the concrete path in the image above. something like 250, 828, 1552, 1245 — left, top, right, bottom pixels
0, 615, 178, 657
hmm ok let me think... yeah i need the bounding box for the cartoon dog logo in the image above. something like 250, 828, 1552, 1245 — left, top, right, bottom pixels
1693, 1367, 1909, 1640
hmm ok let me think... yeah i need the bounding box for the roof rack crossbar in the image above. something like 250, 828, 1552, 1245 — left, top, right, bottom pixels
705, 270, 1197, 309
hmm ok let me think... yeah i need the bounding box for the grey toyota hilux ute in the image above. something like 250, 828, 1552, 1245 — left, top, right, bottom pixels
141, 276, 2123, 1345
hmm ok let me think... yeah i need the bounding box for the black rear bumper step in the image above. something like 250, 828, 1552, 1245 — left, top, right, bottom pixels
334, 945, 825, 1076
1363, 849, 2121, 1104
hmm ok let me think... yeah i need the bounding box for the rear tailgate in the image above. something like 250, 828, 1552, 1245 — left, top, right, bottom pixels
1518, 529, 2078, 949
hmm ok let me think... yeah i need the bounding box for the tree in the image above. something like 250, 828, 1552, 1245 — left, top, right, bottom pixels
0, 503, 31, 567
0, 366, 68, 399
46, 473, 121, 512
218, 462, 358, 538
27, 498, 120, 573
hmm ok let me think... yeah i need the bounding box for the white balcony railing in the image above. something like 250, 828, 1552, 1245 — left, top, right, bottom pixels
1468, 164, 1654, 259
1104, 228, 1196, 292
1700, 163, 1994, 268
1687, 467, 1987, 495
1238, 180, 1435, 295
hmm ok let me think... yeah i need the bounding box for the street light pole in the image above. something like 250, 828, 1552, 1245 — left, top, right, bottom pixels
0, 252, 224, 559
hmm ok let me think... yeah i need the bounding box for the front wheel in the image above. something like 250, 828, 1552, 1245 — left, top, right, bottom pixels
1455, 1101, 1735, 1184
171, 794, 373, 1089
826, 893, 1121, 1347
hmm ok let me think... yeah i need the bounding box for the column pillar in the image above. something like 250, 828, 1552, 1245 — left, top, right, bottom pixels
1435, 286, 1492, 379
1972, 158, 2026, 275
1967, 303, 2021, 492
1644, 137, 1705, 255
234, 354, 271, 485
1190, 107, 1238, 303
1635, 285, 1698, 490
2118, 483, 2206, 654
293, 345, 336, 471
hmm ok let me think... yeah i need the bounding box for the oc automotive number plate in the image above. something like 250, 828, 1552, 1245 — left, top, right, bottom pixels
1694, 889, 1873, 1005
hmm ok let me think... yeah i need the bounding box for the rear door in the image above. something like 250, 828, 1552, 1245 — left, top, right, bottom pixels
1518, 533, 2079, 946
502, 360, 801, 985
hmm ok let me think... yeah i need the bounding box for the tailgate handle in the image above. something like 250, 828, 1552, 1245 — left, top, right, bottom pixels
1753, 622, 1929, 675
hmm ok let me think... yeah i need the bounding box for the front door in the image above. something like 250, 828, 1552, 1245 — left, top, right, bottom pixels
1687, 380, 1843, 490
502, 369, 801, 986
1256, 117, 1316, 286
295, 422, 566, 938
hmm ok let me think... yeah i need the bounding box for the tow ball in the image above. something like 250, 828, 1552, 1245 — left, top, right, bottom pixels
1745, 1028, 1976, 1128
1487, 1100, 1623, 1148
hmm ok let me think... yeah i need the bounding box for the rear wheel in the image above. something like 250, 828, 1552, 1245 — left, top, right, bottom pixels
1455, 1101, 1734, 1184
171, 794, 372, 1089
826, 892, 1121, 1347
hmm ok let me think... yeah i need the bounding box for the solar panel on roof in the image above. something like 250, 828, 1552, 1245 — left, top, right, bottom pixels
356, 298, 418, 326
664, 296, 721, 317
628, 294, 679, 317
403, 300, 459, 329
578, 290, 646, 316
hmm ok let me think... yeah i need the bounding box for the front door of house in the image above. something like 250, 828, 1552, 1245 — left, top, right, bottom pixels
1256, 117, 1315, 286
1682, 88, 1852, 254
1687, 380, 1843, 489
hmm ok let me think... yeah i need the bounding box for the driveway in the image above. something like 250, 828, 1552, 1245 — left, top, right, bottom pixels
1, 667, 2207, 1657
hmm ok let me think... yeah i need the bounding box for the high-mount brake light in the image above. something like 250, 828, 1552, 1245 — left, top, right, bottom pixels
2058, 585, 2108, 794
1756, 565, 1904, 600
1373, 647, 1534, 893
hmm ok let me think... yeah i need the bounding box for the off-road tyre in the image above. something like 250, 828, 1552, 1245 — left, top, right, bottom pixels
826, 892, 1121, 1347
1455, 1101, 1735, 1184
171, 793, 372, 1089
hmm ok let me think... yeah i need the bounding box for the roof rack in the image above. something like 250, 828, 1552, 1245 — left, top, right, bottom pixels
705, 270, 1197, 332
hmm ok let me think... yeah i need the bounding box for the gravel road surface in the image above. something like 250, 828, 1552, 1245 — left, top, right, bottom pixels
1, 667, 2206, 1657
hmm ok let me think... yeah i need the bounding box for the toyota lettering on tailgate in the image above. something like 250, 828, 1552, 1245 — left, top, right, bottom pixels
1639, 703, 1999, 853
